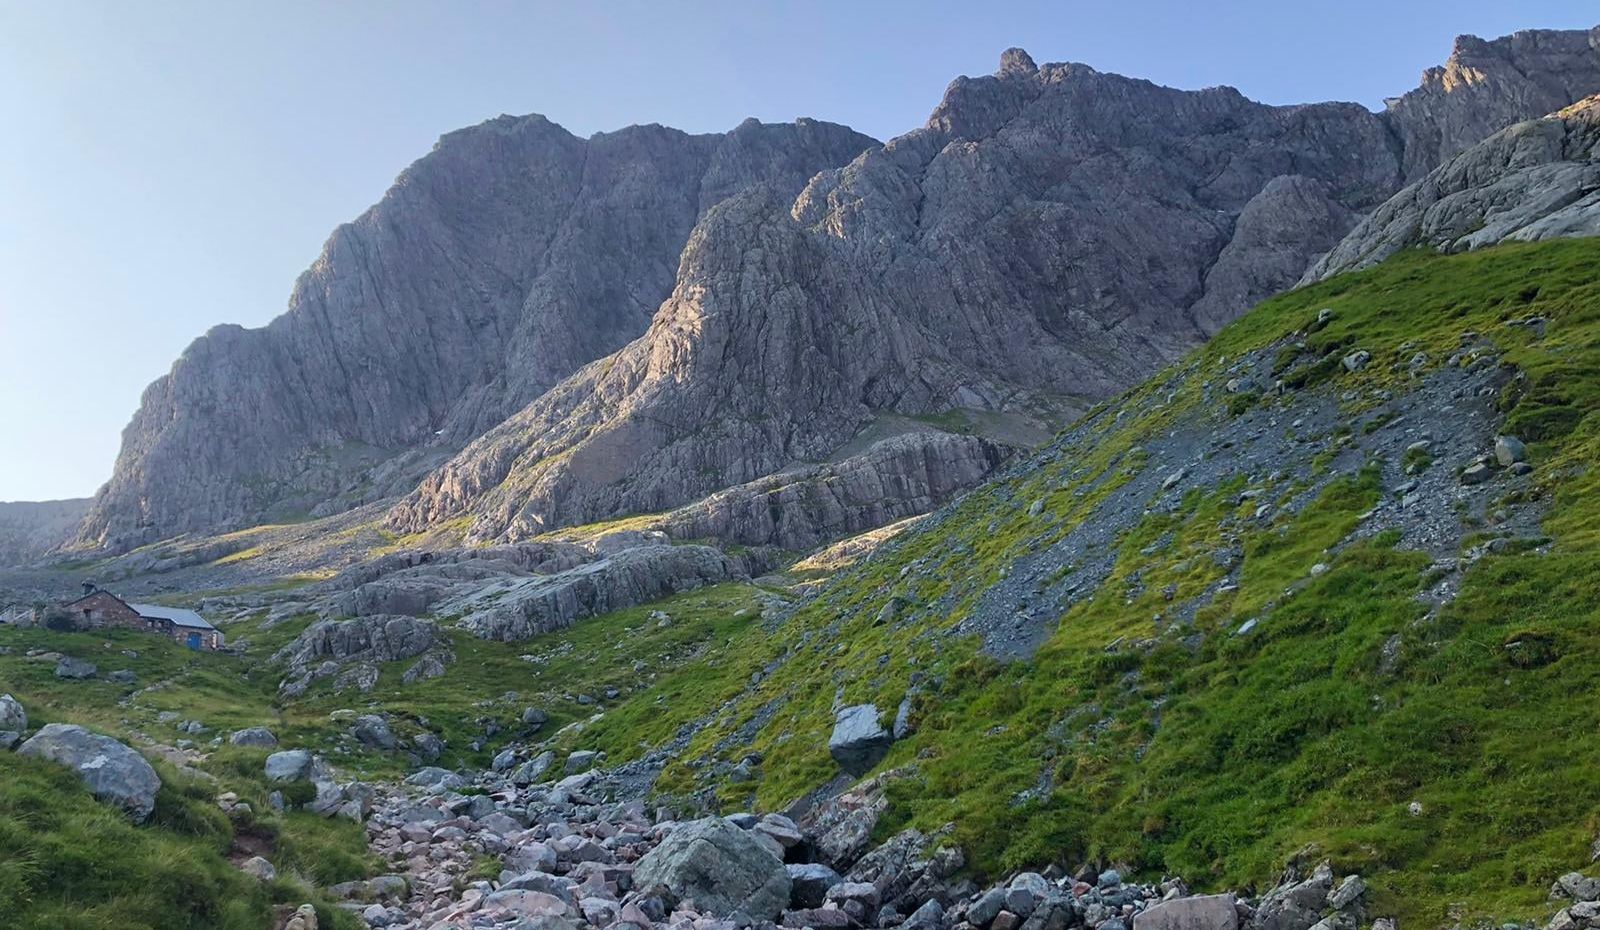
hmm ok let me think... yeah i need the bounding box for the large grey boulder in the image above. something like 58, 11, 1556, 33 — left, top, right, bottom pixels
0, 693, 25, 748
633, 817, 791, 919
829, 704, 892, 775
265, 749, 315, 782
352, 715, 397, 751
17, 724, 161, 822
272, 614, 445, 696
512, 750, 557, 787
229, 726, 278, 748
1133, 894, 1238, 930
55, 656, 97, 680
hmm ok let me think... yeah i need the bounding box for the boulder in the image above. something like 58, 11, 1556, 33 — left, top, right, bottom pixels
565, 749, 598, 774
413, 733, 444, 762
265, 749, 315, 782
513, 751, 558, 786
0, 693, 26, 747
633, 817, 791, 919
1558, 872, 1600, 903
829, 704, 892, 775
787, 863, 844, 909
240, 856, 277, 881
229, 726, 279, 748
1495, 435, 1527, 466
482, 888, 572, 918
1132, 894, 1238, 930
352, 715, 397, 750
401, 652, 451, 685
1461, 463, 1494, 485
970, 887, 1010, 928
54, 656, 97, 679
17, 724, 161, 822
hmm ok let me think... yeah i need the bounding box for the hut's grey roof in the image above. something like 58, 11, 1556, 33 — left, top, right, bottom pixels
128, 603, 214, 631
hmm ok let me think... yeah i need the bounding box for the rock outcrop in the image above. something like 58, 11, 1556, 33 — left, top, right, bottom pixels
272, 614, 442, 669
77, 118, 877, 549
451, 544, 740, 642
16, 723, 161, 823
272, 614, 449, 696
388, 31, 1600, 545
1306, 95, 1600, 280
650, 433, 1009, 551
1382, 27, 1600, 181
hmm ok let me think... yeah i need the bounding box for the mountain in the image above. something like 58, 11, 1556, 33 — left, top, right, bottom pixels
0, 499, 91, 567
77, 27, 1600, 554
74, 117, 877, 550
387, 33, 1600, 543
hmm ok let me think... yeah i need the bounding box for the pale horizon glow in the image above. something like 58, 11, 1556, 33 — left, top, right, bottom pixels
2, 0, 1596, 502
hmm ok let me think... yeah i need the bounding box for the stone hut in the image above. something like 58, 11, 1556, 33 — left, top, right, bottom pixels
58, 584, 223, 651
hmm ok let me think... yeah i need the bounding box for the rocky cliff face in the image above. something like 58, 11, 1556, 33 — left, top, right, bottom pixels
1306, 95, 1600, 281
77, 117, 876, 550
1382, 27, 1600, 181
649, 433, 1010, 552
388, 33, 1600, 543
0, 499, 90, 565
84, 27, 1600, 551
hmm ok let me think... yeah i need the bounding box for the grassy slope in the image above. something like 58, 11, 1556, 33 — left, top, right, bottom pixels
577, 240, 1600, 926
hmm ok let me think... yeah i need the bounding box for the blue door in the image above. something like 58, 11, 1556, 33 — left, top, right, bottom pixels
186, 632, 201, 650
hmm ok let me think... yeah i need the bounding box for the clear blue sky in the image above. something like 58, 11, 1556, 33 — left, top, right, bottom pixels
2, 1, 1595, 502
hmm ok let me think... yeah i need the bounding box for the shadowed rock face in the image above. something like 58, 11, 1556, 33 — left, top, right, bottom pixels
77, 117, 877, 550
0, 499, 90, 564
1306, 95, 1600, 281
388, 32, 1600, 543
81, 28, 1600, 551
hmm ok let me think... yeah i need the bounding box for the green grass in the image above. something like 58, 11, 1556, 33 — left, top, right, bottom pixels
572, 239, 1600, 927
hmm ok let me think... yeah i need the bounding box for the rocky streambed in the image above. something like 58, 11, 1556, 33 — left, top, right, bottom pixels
327, 756, 1387, 930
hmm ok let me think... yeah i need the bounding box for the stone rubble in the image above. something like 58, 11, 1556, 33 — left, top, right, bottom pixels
328, 758, 1383, 930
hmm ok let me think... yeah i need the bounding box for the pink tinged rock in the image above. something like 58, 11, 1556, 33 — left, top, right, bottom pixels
1132, 894, 1239, 930
483, 889, 572, 918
